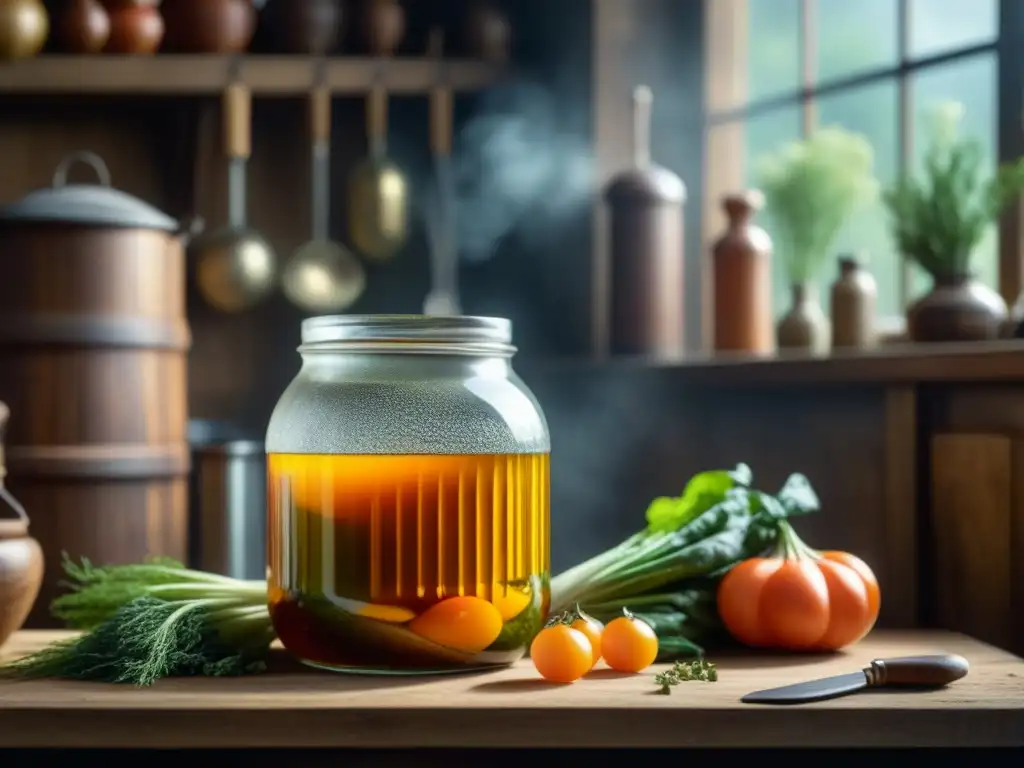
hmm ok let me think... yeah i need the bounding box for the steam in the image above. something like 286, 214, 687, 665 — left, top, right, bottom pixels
449, 81, 595, 264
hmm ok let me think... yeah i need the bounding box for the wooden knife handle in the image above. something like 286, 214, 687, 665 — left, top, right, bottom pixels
865, 654, 969, 687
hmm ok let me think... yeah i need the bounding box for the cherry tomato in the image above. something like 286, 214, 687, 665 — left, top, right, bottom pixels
600, 612, 658, 673
530, 624, 593, 683
570, 613, 604, 667
408, 596, 503, 653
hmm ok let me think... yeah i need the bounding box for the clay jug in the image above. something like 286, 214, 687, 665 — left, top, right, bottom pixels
464, 0, 510, 61
360, 0, 404, 56
906, 273, 1007, 343
102, 0, 164, 54
711, 191, 773, 356
0, 0, 49, 60
777, 283, 829, 355
162, 0, 255, 53
830, 254, 878, 350
262, 0, 343, 54
51, 0, 110, 54
0, 403, 43, 649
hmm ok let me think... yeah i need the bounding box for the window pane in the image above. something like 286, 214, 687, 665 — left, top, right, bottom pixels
743, 106, 803, 320
908, 0, 997, 60
816, 0, 897, 84
908, 53, 997, 298
747, 0, 801, 103
817, 80, 900, 317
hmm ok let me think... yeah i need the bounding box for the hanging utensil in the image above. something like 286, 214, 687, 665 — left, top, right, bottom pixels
282, 80, 366, 313
193, 81, 277, 313
347, 73, 409, 263
741, 654, 969, 705
422, 29, 461, 316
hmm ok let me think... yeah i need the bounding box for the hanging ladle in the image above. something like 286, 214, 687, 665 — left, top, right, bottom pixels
282, 78, 366, 313
193, 81, 277, 313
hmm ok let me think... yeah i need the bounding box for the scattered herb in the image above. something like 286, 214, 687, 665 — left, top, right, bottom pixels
654, 659, 719, 694
549, 464, 819, 660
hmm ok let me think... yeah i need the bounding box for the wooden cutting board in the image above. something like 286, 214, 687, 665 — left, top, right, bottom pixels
0, 630, 1021, 749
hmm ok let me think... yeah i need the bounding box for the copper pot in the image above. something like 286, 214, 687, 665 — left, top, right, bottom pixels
162, 0, 255, 54
51, 0, 111, 54
0, 403, 43, 650
101, 0, 163, 54
262, 0, 343, 55
0, 0, 49, 60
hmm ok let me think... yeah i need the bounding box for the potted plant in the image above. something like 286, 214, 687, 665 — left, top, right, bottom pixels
758, 127, 879, 353
883, 101, 1024, 343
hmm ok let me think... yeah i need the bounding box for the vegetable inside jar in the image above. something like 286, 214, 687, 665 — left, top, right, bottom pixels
265, 315, 551, 674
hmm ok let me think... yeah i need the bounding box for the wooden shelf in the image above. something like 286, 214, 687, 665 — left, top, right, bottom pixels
0, 55, 508, 96
525, 340, 1024, 388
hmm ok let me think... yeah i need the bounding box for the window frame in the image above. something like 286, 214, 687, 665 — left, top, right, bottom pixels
700, 0, 1022, 351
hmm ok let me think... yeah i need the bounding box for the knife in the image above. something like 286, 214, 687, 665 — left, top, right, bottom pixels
741, 654, 969, 705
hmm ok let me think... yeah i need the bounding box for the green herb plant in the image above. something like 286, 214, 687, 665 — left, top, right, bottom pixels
883, 101, 1024, 280
548, 464, 820, 660
758, 127, 879, 286
1, 556, 272, 686
654, 659, 718, 694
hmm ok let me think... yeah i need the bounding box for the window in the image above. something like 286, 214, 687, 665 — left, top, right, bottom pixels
702, 0, 1003, 328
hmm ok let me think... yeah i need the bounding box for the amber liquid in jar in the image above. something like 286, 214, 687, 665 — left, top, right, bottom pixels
268, 452, 550, 673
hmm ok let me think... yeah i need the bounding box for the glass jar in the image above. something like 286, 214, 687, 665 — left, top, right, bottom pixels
265, 315, 551, 674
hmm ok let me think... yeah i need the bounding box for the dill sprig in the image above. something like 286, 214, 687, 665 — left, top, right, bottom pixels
654, 659, 718, 694
0, 555, 273, 686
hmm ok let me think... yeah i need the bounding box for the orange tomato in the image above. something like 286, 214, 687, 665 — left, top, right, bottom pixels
408, 596, 503, 653
570, 611, 604, 667
600, 612, 659, 673
717, 523, 880, 652
530, 624, 593, 683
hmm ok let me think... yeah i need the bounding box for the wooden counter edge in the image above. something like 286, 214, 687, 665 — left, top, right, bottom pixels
1, 629, 1023, 749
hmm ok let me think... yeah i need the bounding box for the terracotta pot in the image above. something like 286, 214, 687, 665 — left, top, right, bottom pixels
0, 402, 43, 650
776, 283, 829, 355
51, 0, 110, 54
360, 0, 404, 56
161, 0, 255, 54
102, 1, 163, 53
711, 191, 773, 356
464, 0, 509, 61
906, 273, 1007, 343
262, 0, 343, 54
0, 0, 49, 60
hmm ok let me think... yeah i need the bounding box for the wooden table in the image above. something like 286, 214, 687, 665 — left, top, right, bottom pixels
0, 630, 1021, 749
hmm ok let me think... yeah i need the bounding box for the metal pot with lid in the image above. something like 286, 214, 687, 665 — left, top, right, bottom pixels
0, 150, 202, 349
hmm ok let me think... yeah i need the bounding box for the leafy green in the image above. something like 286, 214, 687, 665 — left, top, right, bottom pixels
883, 101, 1024, 279
1, 556, 273, 686
549, 465, 820, 660
646, 463, 751, 533
1, 597, 272, 686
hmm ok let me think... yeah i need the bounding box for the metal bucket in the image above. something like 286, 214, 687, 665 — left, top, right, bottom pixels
191, 438, 266, 580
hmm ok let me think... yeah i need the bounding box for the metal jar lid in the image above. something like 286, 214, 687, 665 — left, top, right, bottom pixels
0, 151, 179, 231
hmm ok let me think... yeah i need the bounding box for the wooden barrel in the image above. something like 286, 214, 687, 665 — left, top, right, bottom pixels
0, 220, 191, 627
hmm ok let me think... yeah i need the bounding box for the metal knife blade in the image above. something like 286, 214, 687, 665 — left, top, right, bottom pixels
741, 670, 868, 704
741, 654, 970, 705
